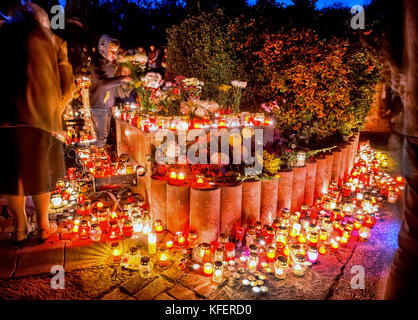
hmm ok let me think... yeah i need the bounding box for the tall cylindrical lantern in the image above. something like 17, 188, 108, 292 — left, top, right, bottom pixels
314, 157, 326, 198
331, 148, 341, 184
166, 182, 190, 234
304, 160, 317, 206
190, 184, 221, 244
291, 166, 306, 212
260, 178, 279, 225
323, 153, 334, 193
242, 179, 261, 229
218, 182, 242, 235
150, 177, 167, 227
339, 145, 348, 186
277, 168, 293, 215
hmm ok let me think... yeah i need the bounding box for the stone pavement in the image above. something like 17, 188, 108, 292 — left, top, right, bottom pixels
0, 201, 401, 300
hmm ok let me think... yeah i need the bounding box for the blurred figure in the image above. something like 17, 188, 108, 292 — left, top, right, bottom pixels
136, 46, 146, 55
115, 63, 137, 105
0, 3, 75, 243
89, 35, 131, 148
148, 44, 160, 70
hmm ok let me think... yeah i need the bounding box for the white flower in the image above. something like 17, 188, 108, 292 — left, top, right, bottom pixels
141, 72, 163, 89
231, 80, 247, 89
200, 100, 219, 113
194, 107, 208, 118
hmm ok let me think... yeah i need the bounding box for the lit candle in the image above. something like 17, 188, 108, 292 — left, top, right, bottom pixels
169, 171, 177, 180
177, 172, 185, 181
175, 231, 186, 247
266, 246, 276, 261
111, 242, 122, 262
148, 232, 157, 254
248, 252, 259, 272
158, 248, 170, 267
319, 244, 327, 255
213, 261, 223, 283
307, 246, 318, 263
358, 226, 371, 241
293, 254, 306, 277
330, 239, 339, 252
203, 262, 213, 277
154, 219, 163, 233
166, 240, 174, 249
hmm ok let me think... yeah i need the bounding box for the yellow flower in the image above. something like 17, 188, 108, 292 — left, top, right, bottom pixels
219, 84, 232, 92
135, 81, 143, 88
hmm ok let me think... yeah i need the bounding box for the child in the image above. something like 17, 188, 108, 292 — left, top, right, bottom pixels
89, 35, 131, 147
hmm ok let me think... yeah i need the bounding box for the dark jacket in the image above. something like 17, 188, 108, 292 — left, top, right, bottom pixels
89, 35, 124, 109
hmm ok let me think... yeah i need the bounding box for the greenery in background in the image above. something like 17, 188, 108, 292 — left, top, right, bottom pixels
166, 10, 246, 104
258, 29, 351, 146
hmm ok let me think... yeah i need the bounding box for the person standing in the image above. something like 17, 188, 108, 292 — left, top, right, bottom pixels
89, 35, 131, 148
148, 44, 160, 70
0, 3, 75, 243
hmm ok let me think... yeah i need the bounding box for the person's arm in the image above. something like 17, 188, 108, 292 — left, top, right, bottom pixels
55, 36, 76, 107
92, 60, 125, 89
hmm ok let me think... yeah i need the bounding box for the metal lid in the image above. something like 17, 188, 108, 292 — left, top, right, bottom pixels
214, 261, 223, 268
129, 247, 139, 255
294, 254, 306, 263
249, 252, 258, 259
141, 256, 150, 265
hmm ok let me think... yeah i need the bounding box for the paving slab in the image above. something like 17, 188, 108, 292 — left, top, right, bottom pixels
14, 240, 65, 278
101, 288, 135, 300
161, 262, 187, 281
64, 240, 112, 271
120, 273, 156, 296
0, 246, 19, 279
180, 272, 221, 298
154, 292, 176, 300
134, 276, 173, 300
167, 284, 203, 300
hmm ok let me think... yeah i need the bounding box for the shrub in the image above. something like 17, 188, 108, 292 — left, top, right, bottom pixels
166, 10, 245, 103
258, 29, 351, 146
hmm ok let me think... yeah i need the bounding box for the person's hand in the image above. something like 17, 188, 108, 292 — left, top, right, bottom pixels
121, 76, 133, 83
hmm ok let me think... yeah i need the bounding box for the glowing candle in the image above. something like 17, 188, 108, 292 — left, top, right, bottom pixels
319, 244, 327, 255
148, 232, 157, 254
169, 171, 177, 180
307, 246, 318, 263
266, 246, 276, 261
203, 263, 213, 277
158, 248, 170, 267
213, 261, 223, 283
78, 220, 90, 240
154, 219, 163, 233
111, 242, 122, 261
177, 172, 185, 181
358, 226, 371, 241
248, 252, 259, 272
293, 254, 306, 277
298, 232, 307, 244
166, 240, 174, 249
175, 231, 186, 247
330, 239, 339, 252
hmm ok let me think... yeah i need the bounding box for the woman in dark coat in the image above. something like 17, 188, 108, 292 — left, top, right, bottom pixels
0, 3, 75, 243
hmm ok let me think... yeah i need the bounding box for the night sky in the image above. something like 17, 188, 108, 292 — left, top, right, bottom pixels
59, 0, 372, 9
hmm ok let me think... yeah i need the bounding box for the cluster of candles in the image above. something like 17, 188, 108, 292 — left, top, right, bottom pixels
49, 148, 139, 211
48, 141, 404, 293
114, 106, 273, 133
76, 147, 137, 178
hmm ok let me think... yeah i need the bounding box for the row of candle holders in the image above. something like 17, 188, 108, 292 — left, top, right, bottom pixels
114, 106, 273, 132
